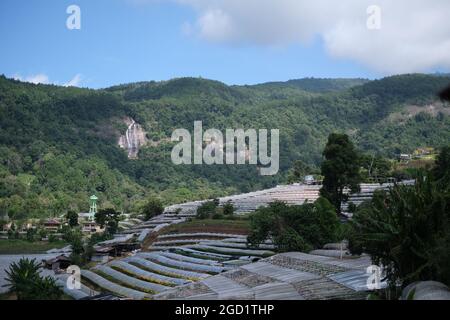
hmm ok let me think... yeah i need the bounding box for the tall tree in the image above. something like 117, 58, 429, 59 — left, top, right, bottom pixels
95, 208, 120, 235
320, 133, 361, 214
66, 210, 79, 228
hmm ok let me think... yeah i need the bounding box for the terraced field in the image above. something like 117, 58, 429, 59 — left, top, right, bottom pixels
75, 183, 396, 300
153, 242, 379, 300
80, 231, 273, 299
79, 227, 381, 300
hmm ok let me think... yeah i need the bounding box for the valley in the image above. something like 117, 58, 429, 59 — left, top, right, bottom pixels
1, 73, 449, 219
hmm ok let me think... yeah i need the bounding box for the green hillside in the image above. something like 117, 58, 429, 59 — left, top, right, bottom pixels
0, 74, 449, 219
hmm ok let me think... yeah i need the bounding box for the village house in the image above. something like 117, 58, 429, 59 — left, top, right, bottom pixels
43, 219, 62, 233
42, 255, 72, 271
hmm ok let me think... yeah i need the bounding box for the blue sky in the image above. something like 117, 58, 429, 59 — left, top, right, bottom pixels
0, 0, 448, 88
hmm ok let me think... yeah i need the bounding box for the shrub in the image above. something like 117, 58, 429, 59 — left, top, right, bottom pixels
196, 201, 218, 220
26, 228, 36, 242
223, 201, 234, 216
248, 198, 339, 252
212, 213, 224, 220
48, 234, 59, 243
274, 227, 312, 252
142, 197, 164, 221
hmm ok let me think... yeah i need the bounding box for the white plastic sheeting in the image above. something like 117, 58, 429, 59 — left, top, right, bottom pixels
221, 238, 273, 245
172, 247, 232, 260
96, 234, 134, 246
81, 270, 151, 300
138, 252, 229, 274
54, 273, 98, 300
153, 239, 213, 246
189, 244, 275, 256
137, 228, 152, 243
109, 260, 190, 286
157, 251, 221, 266
95, 265, 169, 293
158, 233, 247, 239
125, 257, 209, 280
189, 244, 274, 257
201, 240, 276, 250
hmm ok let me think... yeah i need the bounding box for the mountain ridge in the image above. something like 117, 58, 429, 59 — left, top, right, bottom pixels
0, 73, 449, 219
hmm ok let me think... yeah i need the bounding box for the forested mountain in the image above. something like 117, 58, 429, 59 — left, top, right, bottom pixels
1, 74, 449, 219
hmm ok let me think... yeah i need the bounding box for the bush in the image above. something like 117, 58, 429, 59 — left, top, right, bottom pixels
26, 228, 36, 242
48, 234, 59, 243
38, 229, 47, 240
223, 201, 234, 216
142, 197, 164, 221
212, 213, 224, 220
274, 228, 312, 252
196, 201, 218, 220
248, 198, 339, 252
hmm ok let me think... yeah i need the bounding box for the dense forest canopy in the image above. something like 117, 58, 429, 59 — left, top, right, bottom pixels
0, 74, 449, 219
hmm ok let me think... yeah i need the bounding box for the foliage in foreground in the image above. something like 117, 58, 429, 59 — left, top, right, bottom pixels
4, 258, 63, 300
248, 198, 340, 252
349, 148, 450, 288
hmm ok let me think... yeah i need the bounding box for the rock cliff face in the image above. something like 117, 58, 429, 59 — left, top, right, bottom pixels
118, 117, 147, 159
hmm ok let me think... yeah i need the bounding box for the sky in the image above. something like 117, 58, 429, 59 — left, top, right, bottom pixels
0, 0, 449, 88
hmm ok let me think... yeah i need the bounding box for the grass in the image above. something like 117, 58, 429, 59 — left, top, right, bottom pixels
0, 239, 67, 254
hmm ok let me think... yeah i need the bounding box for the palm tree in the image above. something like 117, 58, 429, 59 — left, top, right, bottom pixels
4, 258, 41, 300
4, 258, 63, 300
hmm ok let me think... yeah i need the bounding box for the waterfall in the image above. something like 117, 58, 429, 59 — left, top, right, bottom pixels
125, 119, 137, 152
118, 118, 146, 159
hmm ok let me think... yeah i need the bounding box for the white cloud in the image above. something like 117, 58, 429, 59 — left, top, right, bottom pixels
13, 73, 83, 87
63, 74, 82, 87
13, 73, 50, 85
138, 0, 450, 74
